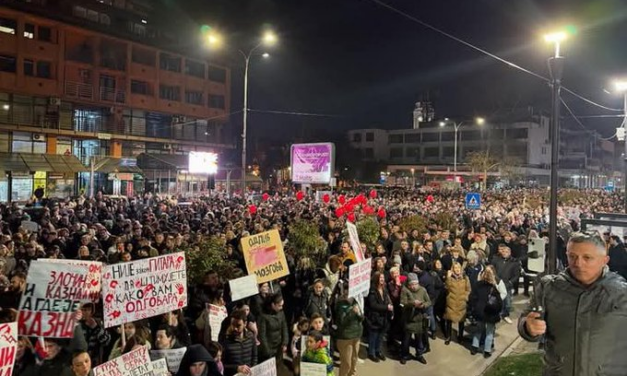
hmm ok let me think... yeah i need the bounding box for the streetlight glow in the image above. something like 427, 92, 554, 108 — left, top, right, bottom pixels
543, 31, 567, 43
207, 32, 222, 47
439, 121, 446, 127
262, 52, 270, 58
613, 80, 627, 93
476, 117, 485, 125
263, 31, 277, 45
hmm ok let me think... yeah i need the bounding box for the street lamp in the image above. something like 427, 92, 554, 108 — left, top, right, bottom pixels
439, 117, 485, 183
613, 79, 627, 211
208, 30, 277, 191
544, 29, 568, 275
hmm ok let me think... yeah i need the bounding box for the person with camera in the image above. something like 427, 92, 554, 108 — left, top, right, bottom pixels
518, 232, 627, 376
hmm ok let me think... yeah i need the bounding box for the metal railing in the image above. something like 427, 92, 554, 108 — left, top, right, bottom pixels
65, 81, 94, 100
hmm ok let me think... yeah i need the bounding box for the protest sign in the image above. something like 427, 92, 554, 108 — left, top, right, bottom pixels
0, 322, 17, 376
346, 222, 364, 261
94, 345, 153, 376
229, 275, 259, 301
102, 252, 187, 328
46, 259, 102, 303
208, 304, 228, 342
300, 361, 327, 376
348, 258, 372, 299
150, 347, 187, 374
20, 221, 39, 233
241, 230, 289, 284
151, 358, 169, 376
251, 357, 277, 376
18, 260, 90, 338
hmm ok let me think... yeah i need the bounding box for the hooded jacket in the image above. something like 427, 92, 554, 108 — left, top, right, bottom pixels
176, 345, 221, 376
518, 267, 627, 376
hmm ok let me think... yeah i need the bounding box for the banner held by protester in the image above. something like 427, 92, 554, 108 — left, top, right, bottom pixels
102, 252, 187, 328
150, 347, 187, 374
0, 322, 18, 376
94, 345, 153, 376
241, 229, 289, 284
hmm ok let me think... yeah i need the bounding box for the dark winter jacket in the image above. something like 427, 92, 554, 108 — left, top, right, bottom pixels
304, 290, 330, 321
492, 255, 521, 289
333, 298, 363, 340
365, 287, 392, 331
469, 280, 502, 323
417, 270, 436, 301
257, 308, 289, 360
220, 329, 258, 376
176, 344, 221, 376
400, 284, 431, 334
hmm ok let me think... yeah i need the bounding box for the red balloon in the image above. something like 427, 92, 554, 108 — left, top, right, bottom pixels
369, 189, 377, 199
335, 207, 345, 217
344, 203, 354, 213
249, 205, 257, 214
377, 208, 386, 219
426, 194, 434, 203
262, 193, 270, 201
347, 213, 356, 223
296, 191, 305, 201
323, 194, 330, 203
338, 195, 346, 205
363, 205, 374, 215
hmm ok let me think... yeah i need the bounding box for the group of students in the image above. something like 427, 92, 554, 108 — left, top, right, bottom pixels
0, 188, 625, 376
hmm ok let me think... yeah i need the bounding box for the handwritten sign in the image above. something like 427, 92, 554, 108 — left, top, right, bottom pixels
102, 252, 187, 328
20, 221, 39, 233
0, 322, 17, 376
301, 361, 327, 376
241, 230, 289, 284
346, 222, 364, 261
18, 260, 89, 338
46, 259, 102, 303
251, 357, 277, 376
348, 258, 372, 299
208, 304, 228, 342
229, 275, 259, 301
94, 345, 153, 376
151, 358, 169, 376
150, 347, 187, 374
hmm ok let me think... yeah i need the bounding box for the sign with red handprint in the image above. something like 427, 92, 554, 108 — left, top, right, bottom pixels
102, 252, 187, 328
0, 322, 17, 375
241, 229, 289, 284
47, 259, 102, 303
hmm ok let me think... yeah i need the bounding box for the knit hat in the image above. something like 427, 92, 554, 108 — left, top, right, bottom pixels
407, 273, 419, 285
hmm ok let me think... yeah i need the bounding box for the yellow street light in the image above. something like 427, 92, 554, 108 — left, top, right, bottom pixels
476, 117, 485, 125
544, 31, 568, 57
263, 31, 277, 46
614, 80, 627, 93
207, 32, 222, 47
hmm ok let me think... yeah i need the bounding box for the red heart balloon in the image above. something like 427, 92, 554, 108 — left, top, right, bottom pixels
338, 195, 346, 205
347, 213, 356, 223
369, 189, 377, 199
377, 208, 386, 219
249, 205, 257, 214
262, 193, 270, 201
427, 194, 434, 203
296, 191, 305, 201
323, 194, 330, 203
363, 205, 374, 215
335, 207, 345, 217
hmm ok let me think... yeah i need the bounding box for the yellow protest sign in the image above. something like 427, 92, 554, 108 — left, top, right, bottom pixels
241, 229, 289, 284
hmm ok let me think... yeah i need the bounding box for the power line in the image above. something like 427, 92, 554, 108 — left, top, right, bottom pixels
366, 0, 623, 113
560, 97, 618, 140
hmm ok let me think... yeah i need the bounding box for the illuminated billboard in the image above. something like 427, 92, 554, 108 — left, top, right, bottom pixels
188, 151, 218, 174
290, 143, 335, 184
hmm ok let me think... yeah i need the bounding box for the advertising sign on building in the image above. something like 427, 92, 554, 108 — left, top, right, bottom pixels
290, 143, 335, 184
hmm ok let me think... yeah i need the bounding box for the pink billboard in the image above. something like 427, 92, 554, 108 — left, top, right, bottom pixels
290, 143, 335, 184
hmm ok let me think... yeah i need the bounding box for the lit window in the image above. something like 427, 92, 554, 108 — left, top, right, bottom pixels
23, 24, 34, 39
0, 17, 17, 35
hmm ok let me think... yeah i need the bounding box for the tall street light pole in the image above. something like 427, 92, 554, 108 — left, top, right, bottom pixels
440, 117, 485, 185
545, 31, 567, 275
207, 30, 277, 193
613, 81, 627, 211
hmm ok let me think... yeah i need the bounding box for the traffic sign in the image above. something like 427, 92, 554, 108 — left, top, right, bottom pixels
465, 193, 481, 210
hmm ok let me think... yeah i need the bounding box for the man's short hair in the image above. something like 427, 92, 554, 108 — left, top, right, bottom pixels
568, 232, 607, 255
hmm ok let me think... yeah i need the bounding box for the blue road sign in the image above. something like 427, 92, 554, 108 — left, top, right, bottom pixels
465, 193, 481, 210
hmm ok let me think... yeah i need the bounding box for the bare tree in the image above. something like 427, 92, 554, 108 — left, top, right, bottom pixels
467, 151, 524, 189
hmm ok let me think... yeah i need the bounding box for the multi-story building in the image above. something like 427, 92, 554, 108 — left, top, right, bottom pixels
0, 0, 231, 200
348, 106, 619, 187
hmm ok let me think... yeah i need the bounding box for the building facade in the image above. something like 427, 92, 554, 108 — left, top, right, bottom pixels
0, 0, 231, 200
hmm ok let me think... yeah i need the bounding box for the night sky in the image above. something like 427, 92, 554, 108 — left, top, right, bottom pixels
159, 0, 627, 144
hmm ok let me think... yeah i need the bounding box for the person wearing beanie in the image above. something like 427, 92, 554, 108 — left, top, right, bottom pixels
399, 272, 431, 365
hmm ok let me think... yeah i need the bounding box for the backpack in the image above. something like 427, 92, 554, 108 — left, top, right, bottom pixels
485, 286, 503, 314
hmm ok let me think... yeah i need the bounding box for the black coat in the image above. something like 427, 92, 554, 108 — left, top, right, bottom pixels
221, 330, 258, 376
491, 256, 521, 289
365, 287, 392, 331
176, 344, 221, 376
469, 281, 501, 324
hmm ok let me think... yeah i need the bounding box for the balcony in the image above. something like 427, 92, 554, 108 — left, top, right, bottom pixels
65, 81, 94, 100
99, 87, 125, 103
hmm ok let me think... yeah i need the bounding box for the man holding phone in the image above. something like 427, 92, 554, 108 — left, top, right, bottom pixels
518, 232, 627, 376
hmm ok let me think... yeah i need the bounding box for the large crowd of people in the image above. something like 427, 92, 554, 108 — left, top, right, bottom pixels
0, 188, 626, 376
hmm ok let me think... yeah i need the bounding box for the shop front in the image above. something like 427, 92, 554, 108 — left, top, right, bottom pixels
90, 157, 143, 197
